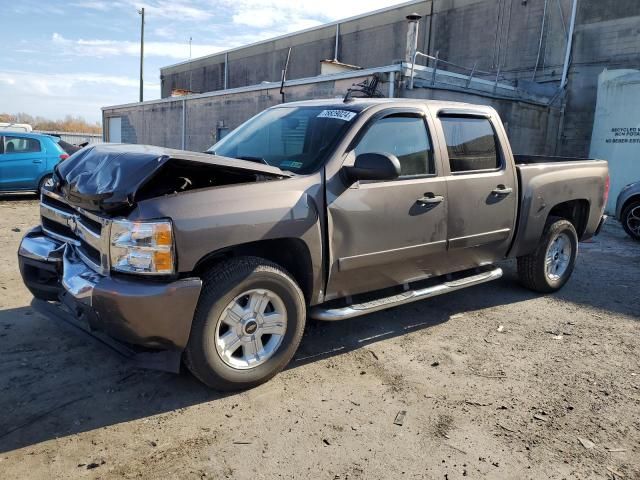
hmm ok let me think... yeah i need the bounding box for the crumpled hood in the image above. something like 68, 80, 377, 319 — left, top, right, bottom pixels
54, 144, 289, 213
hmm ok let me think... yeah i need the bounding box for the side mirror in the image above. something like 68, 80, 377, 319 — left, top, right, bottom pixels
345, 153, 401, 182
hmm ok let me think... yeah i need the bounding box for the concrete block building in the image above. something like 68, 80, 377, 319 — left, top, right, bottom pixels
102, 0, 640, 162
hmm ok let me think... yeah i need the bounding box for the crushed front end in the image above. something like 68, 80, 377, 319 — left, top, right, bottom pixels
18, 188, 202, 370
16, 143, 292, 370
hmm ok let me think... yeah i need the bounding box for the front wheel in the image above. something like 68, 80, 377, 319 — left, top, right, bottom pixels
517, 218, 578, 293
184, 256, 306, 391
621, 200, 640, 241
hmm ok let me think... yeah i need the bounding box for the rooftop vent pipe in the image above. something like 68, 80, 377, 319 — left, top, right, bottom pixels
405, 13, 422, 64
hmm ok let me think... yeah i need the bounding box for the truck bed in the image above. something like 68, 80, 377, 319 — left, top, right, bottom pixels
514, 154, 597, 165
508, 157, 609, 258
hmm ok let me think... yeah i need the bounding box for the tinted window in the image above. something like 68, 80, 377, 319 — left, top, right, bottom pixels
355, 116, 434, 176
441, 117, 499, 172
4, 136, 41, 154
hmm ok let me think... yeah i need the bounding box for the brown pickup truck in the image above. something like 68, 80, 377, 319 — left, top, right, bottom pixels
18, 99, 609, 390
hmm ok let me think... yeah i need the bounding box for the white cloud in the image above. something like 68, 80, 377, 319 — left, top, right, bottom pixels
74, 0, 406, 25
70, 1, 112, 11
130, 1, 214, 21
153, 26, 176, 39
72, 0, 214, 20
52, 33, 223, 60
228, 0, 410, 27
0, 70, 148, 95
232, 10, 322, 32
0, 70, 155, 121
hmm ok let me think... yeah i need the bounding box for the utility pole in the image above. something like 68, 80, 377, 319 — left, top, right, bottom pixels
138, 7, 145, 102
189, 37, 193, 92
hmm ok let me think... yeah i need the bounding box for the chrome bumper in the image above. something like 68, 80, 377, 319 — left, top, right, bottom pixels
18, 227, 100, 305
18, 227, 203, 351
61, 245, 103, 305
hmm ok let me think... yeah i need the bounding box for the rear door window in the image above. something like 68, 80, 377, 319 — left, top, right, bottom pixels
4, 136, 41, 154
440, 117, 500, 172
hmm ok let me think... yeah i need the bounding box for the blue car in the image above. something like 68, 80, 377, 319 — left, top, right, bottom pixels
616, 180, 640, 241
0, 131, 69, 193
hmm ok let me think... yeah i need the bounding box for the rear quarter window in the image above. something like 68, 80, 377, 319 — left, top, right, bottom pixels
49, 138, 65, 154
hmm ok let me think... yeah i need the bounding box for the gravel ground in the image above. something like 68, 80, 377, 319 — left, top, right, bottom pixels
0, 195, 638, 480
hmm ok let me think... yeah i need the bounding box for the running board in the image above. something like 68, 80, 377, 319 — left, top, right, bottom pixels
310, 267, 503, 321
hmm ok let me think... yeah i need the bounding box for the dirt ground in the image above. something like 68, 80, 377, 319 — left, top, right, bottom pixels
0, 194, 638, 480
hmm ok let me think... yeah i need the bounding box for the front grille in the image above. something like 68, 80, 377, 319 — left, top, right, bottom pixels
80, 239, 102, 265
42, 216, 75, 239
42, 194, 75, 215
40, 190, 110, 274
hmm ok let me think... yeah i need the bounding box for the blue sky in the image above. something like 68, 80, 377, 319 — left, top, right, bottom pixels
0, 0, 409, 124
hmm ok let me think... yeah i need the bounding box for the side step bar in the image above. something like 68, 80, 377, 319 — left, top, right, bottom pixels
310, 267, 503, 321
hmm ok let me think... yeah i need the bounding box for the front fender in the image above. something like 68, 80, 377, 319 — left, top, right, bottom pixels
133, 173, 325, 302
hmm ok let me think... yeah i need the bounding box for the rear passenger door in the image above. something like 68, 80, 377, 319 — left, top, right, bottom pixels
0, 135, 45, 191
435, 112, 518, 270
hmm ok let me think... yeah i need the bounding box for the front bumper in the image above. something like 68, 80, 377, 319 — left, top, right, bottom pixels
18, 227, 202, 353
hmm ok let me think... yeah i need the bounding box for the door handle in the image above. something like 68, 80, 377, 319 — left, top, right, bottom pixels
417, 193, 444, 205
492, 185, 513, 196
32, 159, 42, 164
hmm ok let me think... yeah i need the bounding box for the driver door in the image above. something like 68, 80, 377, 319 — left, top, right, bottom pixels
325, 109, 449, 300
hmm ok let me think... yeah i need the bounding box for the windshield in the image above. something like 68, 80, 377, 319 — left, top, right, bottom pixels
207, 106, 358, 174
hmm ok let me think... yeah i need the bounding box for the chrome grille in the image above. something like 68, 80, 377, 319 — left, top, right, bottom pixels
40, 190, 111, 274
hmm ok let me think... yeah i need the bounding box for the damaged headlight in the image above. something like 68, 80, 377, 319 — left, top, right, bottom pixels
110, 220, 175, 275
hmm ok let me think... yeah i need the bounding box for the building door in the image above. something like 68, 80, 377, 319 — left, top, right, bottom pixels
108, 117, 122, 143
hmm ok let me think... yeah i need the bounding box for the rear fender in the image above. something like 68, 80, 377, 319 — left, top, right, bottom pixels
509, 165, 606, 257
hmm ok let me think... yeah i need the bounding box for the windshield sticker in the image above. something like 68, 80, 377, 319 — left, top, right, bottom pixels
317, 110, 357, 122
280, 160, 303, 169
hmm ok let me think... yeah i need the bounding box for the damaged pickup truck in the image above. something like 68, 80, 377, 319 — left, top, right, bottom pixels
18, 99, 609, 390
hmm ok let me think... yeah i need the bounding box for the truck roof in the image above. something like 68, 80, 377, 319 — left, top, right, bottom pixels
273, 97, 496, 114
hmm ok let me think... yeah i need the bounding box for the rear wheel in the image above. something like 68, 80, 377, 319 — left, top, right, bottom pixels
621, 200, 640, 241
184, 256, 306, 391
38, 174, 54, 194
517, 217, 578, 293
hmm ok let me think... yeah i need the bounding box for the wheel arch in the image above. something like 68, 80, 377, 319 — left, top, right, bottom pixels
192, 237, 315, 305
547, 199, 590, 239
36, 170, 54, 193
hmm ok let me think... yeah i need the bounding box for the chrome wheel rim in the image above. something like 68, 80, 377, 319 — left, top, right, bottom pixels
214, 288, 287, 369
627, 206, 640, 236
44, 177, 54, 188
545, 232, 572, 281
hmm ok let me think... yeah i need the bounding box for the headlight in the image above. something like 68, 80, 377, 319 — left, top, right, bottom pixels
110, 219, 175, 275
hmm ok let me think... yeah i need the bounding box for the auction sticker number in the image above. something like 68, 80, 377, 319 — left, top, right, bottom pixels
317, 110, 357, 121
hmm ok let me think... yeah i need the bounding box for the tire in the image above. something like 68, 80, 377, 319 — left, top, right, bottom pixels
38, 174, 54, 194
517, 217, 578, 293
621, 200, 640, 241
184, 256, 306, 391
